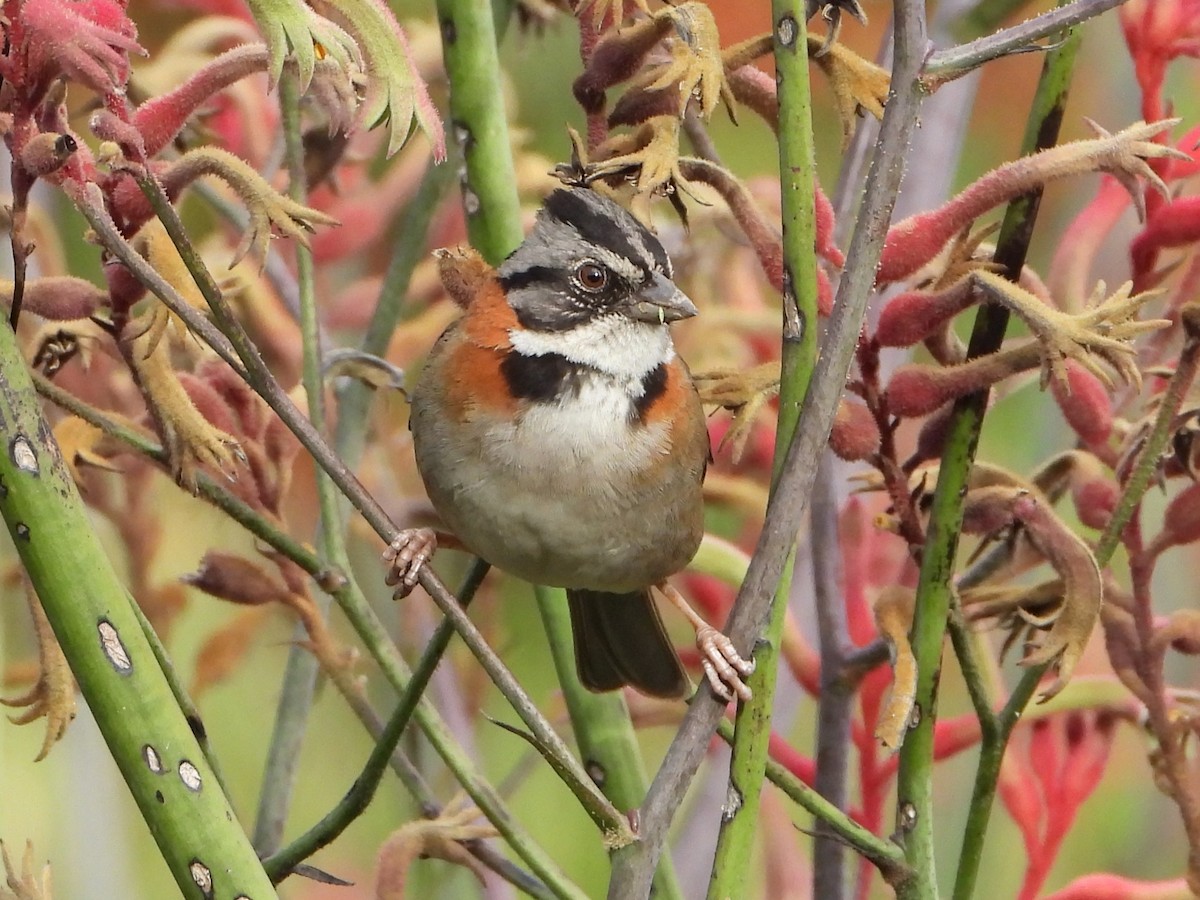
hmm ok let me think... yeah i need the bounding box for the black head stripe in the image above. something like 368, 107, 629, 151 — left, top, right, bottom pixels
543, 189, 672, 277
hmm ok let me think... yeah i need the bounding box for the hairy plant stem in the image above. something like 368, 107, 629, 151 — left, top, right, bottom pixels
708, 3, 819, 894
608, 1, 928, 895
924, 0, 1125, 83
900, 11, 1080, 899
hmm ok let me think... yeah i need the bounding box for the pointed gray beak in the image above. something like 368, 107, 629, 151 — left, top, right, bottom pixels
625, 270, 698, 324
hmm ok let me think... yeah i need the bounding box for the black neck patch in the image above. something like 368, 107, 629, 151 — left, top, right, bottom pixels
499, 351, 669, 426
632, 363, 668, 423
499, 350, 581, 403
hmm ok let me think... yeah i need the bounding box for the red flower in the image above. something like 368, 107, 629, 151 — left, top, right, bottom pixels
1120, 0, 1200, 121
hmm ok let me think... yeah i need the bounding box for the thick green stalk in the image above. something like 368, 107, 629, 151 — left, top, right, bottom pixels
947, 18, 1082, 899
435, 0, 523, 263
898, 10, 1080, 898
0, 324, 275, 896
35, 375, 555, 895
707, 2, 818, 895
534, 586, 683, 900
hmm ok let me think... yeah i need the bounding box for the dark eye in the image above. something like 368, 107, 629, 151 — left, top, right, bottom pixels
575, 262, 608, 292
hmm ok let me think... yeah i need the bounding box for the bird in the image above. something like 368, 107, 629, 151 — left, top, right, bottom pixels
384, 186, 753, 702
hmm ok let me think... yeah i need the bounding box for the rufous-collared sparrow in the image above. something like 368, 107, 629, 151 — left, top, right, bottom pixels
384, 187, 754, 701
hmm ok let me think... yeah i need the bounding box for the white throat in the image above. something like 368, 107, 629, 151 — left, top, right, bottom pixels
508, 315, 675, 388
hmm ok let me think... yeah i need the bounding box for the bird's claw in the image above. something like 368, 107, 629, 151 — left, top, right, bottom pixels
382, 528, 437, 599
696, 624, 755, 703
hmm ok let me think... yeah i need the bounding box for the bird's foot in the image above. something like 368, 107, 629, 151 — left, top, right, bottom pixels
695, 624, 755, 703
382, 528, 438, 599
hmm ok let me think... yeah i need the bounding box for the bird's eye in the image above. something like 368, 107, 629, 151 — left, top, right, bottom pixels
575, 262, 608, 292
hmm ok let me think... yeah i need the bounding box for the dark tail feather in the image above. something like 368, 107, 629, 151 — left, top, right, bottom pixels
566, 589, 689, 699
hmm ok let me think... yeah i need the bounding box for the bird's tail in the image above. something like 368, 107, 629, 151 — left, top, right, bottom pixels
566, 588, 689, 699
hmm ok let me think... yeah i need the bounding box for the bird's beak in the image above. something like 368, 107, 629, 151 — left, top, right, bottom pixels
625, 270, 698, 324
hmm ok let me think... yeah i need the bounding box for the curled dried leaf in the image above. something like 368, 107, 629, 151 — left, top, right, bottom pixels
0, 839, 51, 900
873, 586, 916, 751
375, 799, 499, 899
158, 147, 339, 267
693, 362, 780, 462
1, 588, 75, 763
1009, 493, 1104, 700
190, 607, 272, 698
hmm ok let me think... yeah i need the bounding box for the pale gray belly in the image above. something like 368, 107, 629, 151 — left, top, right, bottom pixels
412, 385, 703, 592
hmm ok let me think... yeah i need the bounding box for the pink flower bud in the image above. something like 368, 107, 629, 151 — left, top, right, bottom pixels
1162, 481, 1200, 548
1051, 360, 1113, 445
1072, 475, 1119, 531
876, 282, 973, 348
828, 399, 879, 461
886, 364, 955, 417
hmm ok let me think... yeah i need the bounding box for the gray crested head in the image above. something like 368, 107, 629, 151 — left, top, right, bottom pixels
496, 188, 696, 332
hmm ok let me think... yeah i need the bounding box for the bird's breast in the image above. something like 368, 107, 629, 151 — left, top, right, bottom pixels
411, 348, 705, 590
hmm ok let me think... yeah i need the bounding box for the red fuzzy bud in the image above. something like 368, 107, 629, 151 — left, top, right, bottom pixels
876, 281, 974, 348
9, 276, 105, 320
886, 364, 956, 417
828, 399, 879, 461
1072, 474, 1119, 531
1051, 360, 1113, 445
1162, 481, 1200, 548
911, 404, 957, 467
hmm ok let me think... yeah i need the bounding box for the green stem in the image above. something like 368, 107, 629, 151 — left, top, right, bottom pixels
714, 720, 909, 878
434, 0, 524, 263
331, 159, 453, 466
903, 13, 1080, 900
252, 66, 342, 857
264, 562, 489, 882
0, 326, 274, 896
708, 2, 819, 895
534, 586, 683, 900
